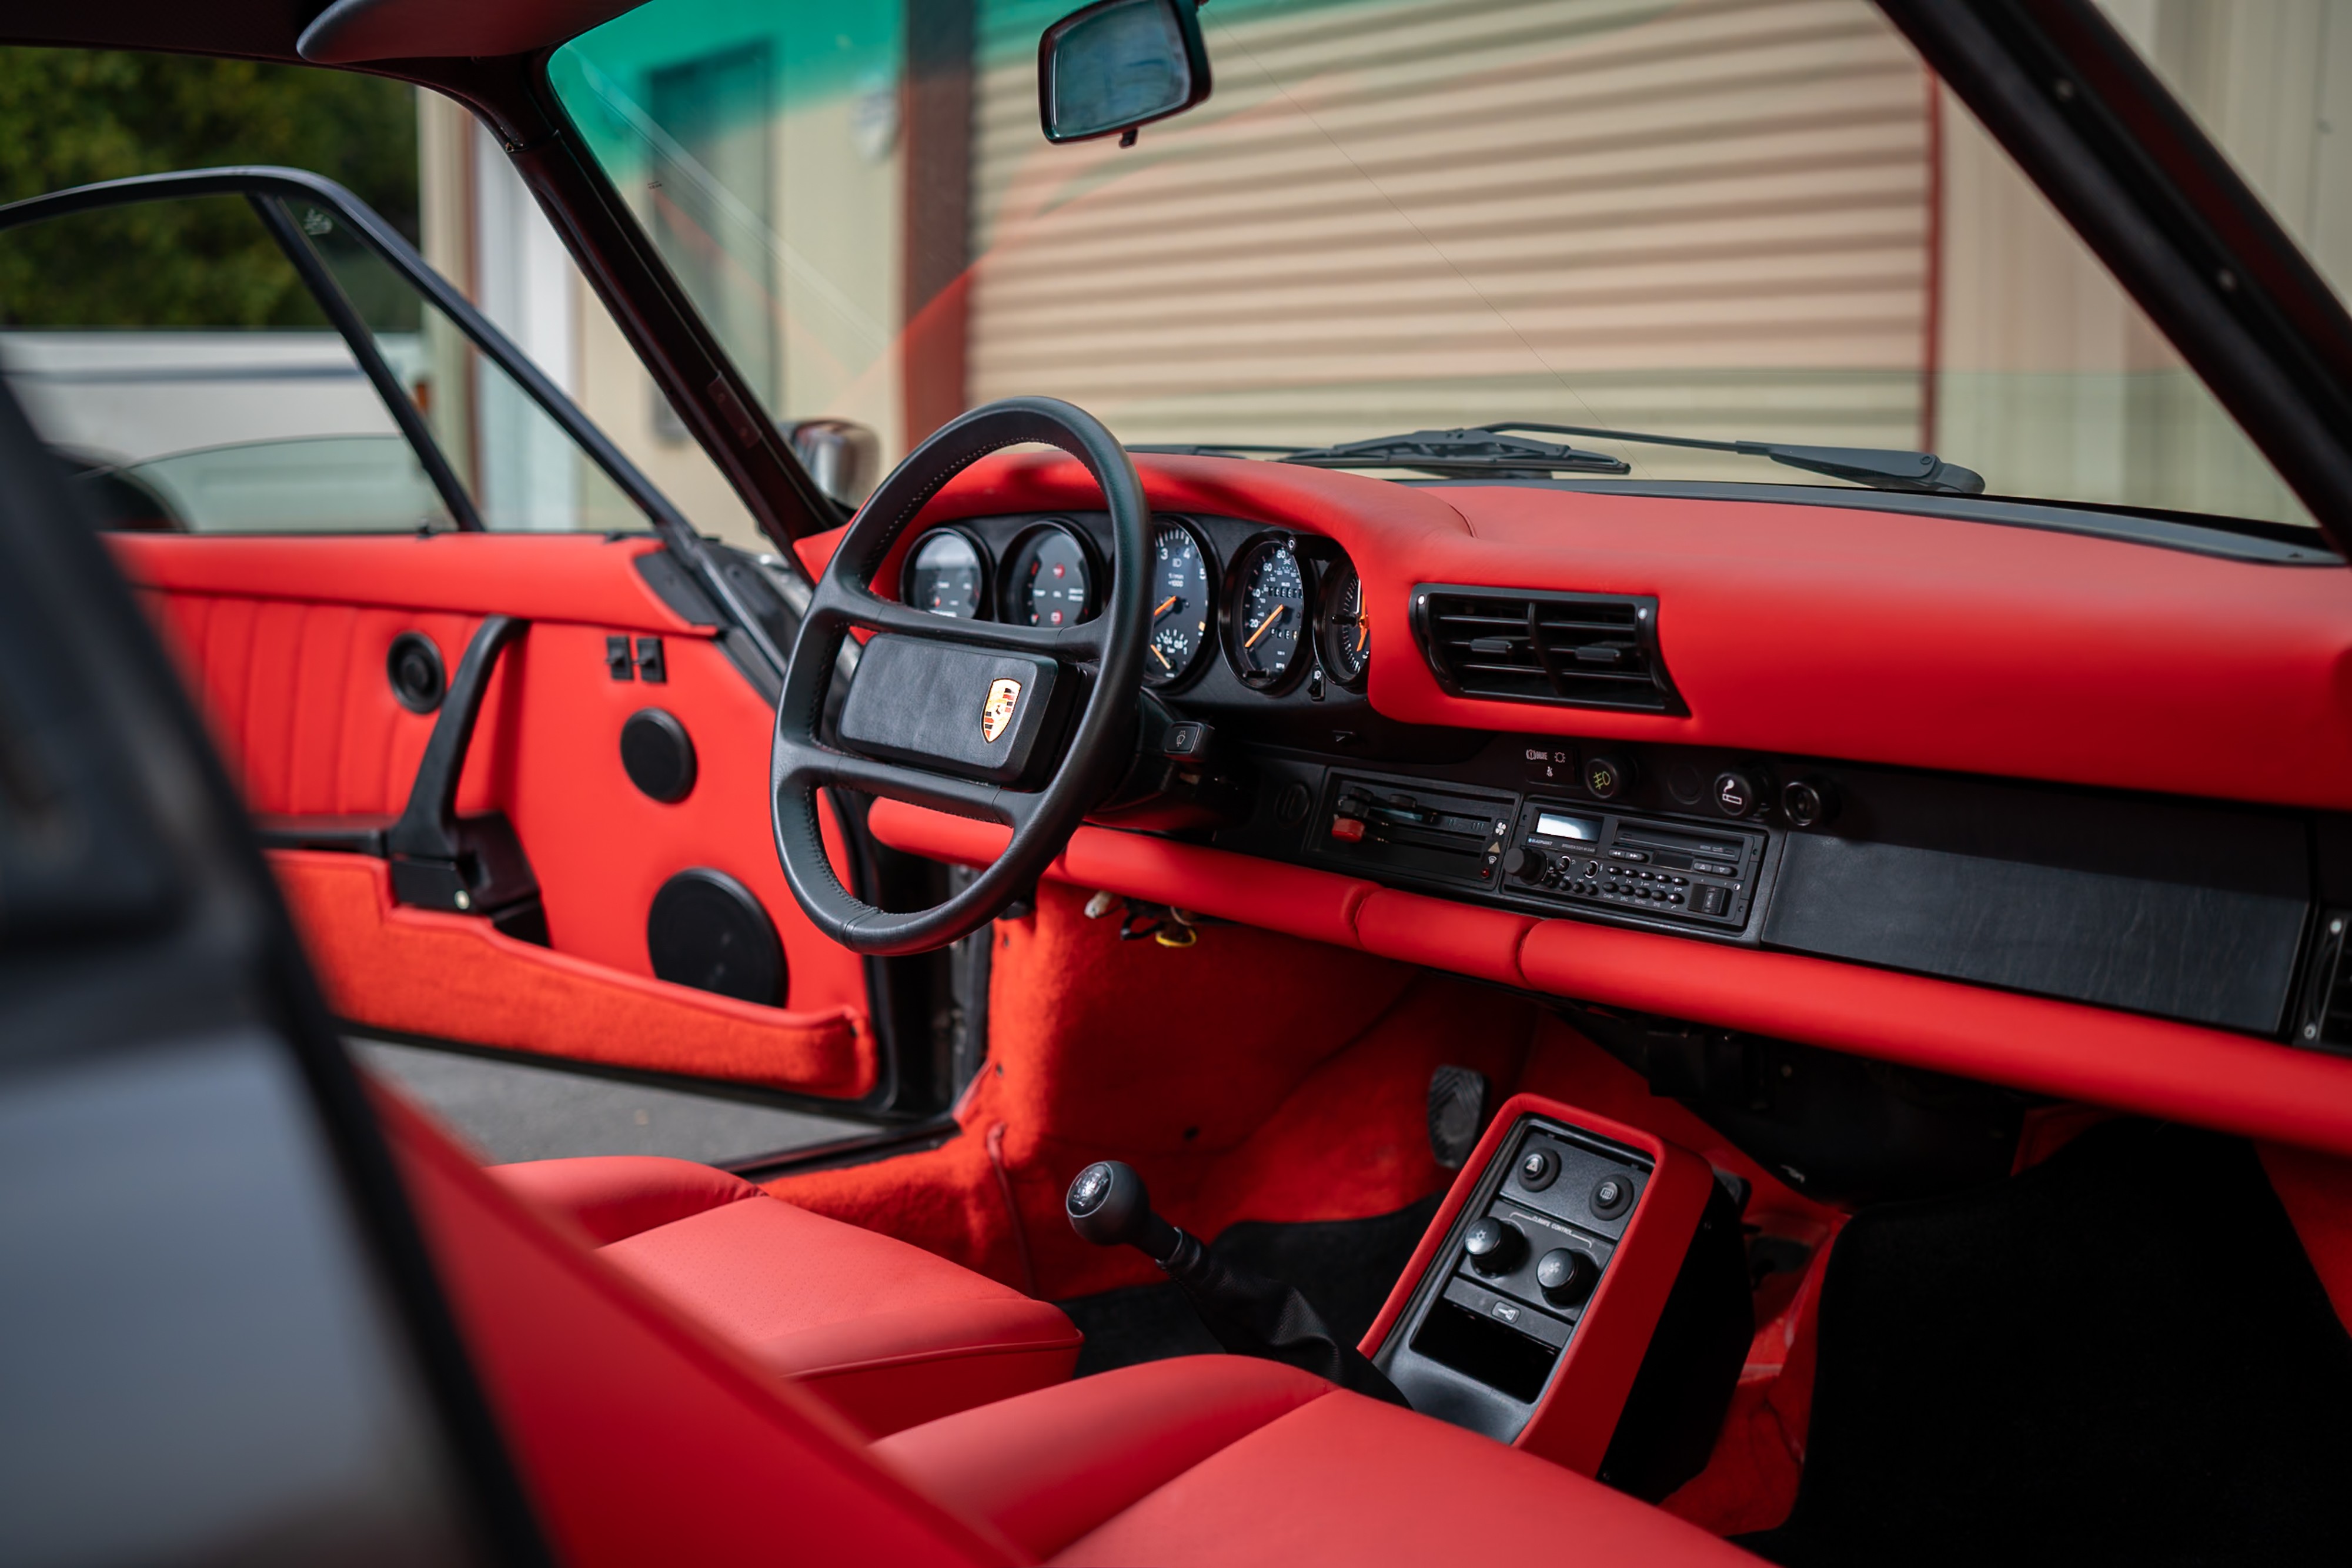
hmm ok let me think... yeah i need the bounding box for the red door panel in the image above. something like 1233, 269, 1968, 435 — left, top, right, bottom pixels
113, 531, 873, 1096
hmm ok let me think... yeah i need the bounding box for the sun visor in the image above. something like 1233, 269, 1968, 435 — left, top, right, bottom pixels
298, 0, 648, 63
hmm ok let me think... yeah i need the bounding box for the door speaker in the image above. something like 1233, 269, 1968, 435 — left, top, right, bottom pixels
620, 707, 697, 803
647, 868, 784, 1006
386, 631, 446, 713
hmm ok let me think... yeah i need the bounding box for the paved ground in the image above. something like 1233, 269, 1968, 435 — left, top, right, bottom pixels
351, 1037, 863, 1167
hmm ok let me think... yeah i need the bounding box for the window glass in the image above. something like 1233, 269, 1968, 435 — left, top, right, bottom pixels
552, 0, 2334, 533
286, 194, 644, 533
0, 194, 456, 534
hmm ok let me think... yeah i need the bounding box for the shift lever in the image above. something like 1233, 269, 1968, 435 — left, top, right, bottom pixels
1067, 1161, 1409, 1407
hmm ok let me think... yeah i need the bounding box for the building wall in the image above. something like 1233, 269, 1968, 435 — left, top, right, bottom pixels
964, 0, 1935, 472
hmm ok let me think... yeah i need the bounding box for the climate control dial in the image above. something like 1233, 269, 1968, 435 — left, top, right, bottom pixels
1461, 1216, 1527, 1276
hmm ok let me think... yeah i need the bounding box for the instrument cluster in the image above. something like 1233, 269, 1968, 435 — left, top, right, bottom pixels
899, 513, 1369, 700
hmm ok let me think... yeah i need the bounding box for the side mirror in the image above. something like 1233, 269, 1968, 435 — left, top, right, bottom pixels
784, 418, 881, 510
1038, 0, 1211, 146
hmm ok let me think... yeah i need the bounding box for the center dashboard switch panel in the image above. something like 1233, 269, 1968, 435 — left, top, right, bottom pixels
1364, 1095, 1750, 1500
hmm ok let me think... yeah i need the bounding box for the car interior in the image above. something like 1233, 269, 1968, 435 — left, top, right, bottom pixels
5, 0, 2352, 1564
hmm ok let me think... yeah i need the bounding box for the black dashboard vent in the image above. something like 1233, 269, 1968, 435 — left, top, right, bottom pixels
1412, 586, 1681, 713
2293, 910, 2352, 1054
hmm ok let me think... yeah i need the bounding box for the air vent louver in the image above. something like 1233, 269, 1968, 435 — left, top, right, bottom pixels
1413, 586, 1681, 713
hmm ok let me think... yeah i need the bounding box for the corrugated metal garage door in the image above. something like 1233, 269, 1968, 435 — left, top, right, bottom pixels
964, 0, 1932, 465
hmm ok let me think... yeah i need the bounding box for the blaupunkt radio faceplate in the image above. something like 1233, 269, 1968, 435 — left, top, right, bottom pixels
1500, 801, 1763, 930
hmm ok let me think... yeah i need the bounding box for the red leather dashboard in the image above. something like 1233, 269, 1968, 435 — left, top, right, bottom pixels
820, 450, 2352, 1154
861, 450, 2352, 814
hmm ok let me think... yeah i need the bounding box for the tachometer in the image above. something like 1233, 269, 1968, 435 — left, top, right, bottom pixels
902, 529, 985, 618
1144, 520, 1212, 686
1004, 522, 1093, 628
1227, 537, 1308, 688
1317, 560, 1369, 688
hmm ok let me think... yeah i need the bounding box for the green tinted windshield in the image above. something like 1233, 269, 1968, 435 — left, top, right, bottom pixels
550, 0, 2339, 530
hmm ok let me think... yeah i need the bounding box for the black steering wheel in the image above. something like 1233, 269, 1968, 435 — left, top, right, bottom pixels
770, 397, 1148, 956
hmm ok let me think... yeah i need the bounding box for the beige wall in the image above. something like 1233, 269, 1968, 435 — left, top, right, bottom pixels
965, 0, 1935, 473
1932, 2, 2340, 524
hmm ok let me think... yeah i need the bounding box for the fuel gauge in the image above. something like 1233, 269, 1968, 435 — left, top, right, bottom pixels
1318, 561, 1369, 688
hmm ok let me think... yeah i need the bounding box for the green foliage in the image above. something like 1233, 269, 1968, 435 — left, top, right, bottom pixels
0, 48, 417, 328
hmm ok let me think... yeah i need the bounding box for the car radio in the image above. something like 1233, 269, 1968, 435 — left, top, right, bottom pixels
1499, 801, 1762, 929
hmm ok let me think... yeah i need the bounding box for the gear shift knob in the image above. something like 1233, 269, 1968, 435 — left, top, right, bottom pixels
1067, 1160, 1180, 1259
1063, 1157, 1411, 1409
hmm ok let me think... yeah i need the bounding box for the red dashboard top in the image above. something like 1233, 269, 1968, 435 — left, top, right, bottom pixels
811, 450, 2352, 814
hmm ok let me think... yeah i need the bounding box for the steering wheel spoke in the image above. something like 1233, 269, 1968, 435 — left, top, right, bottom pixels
775, 735, 1044, 830
770, 397, 1148, 956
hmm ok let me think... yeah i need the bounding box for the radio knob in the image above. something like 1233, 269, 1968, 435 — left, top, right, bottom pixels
1504, 847, 1547, 884
1583, 753, 1634, 800
1462, 1217, 1526, 1276
1713, 770, 1763, 817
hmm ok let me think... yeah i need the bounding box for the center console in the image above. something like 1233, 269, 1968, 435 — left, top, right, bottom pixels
1364, 1094, 1751, 1499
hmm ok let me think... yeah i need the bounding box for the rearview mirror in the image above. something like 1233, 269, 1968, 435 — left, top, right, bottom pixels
1038, 0, 1211, 145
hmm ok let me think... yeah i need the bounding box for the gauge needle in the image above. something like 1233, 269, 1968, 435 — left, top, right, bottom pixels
1153, 596, 1178, 619
1151, 643, 1173, 671
1355, 624, 1368, 654
1244, 603, 1287, 648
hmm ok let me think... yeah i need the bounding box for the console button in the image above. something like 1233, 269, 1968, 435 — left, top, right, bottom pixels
1591, 1175, 1634, 1220
1582, 753, 1633, 800
1693, 884, 1730, 916
1536, 1248, 1599, 1307
1714, 770, 1763, 817
1462, 1216, 1527, 1275
1782, 777, 1836, 828
1330, 816, 1365, 842
1516, 1148, 1560, 1191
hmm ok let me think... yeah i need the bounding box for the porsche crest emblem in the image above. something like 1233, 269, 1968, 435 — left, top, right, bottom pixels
981, 677, 1023, 743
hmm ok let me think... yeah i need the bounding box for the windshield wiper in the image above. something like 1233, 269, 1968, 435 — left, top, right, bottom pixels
1474, 422, 1986, 494
1142, 424, 1984, 494
1271, 427, 1631, 478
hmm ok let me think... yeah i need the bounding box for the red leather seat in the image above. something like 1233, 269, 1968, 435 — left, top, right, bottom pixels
488, 1154, 1081, 1436
392, 1103, 1759, 1566
874, 1355, 1759, 1566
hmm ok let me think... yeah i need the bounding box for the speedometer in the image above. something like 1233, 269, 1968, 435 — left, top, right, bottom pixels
1227, 537, 1308, 688
1144, 520, 1212, 687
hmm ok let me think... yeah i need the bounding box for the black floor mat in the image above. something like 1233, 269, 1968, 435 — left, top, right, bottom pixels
1747, 1120, 2352, 1566
1057, 1194, 1443, 1378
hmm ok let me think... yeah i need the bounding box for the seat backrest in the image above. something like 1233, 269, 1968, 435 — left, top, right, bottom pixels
376, 1091, 1023, 1567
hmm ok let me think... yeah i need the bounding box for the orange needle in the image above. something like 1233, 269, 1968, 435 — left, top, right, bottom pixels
1153, 596, 1178, 618
1244, 603, 1287, 648
1355, 623, 1368, 654
1151, 643, 1173, 670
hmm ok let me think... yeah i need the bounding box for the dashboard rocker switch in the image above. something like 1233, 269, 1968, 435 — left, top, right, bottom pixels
1462, 1216, 1528, 1276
